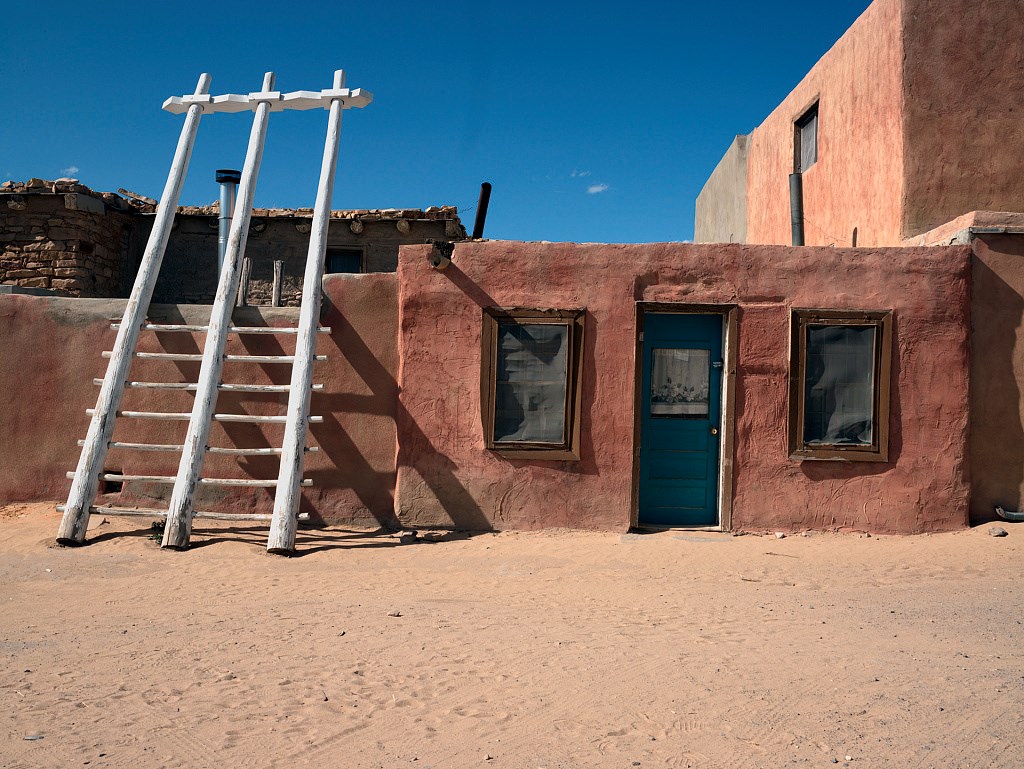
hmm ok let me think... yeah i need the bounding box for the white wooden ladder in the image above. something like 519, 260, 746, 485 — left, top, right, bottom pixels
56, 70, 372, 554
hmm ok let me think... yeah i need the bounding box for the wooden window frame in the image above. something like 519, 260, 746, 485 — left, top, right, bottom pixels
480, 308, 585, 461
794, 101, 819, 173
788, 309, 893, 462
324, 246, 364, 274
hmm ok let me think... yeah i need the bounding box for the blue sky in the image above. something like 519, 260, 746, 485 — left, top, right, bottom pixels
2, 1, 870, 243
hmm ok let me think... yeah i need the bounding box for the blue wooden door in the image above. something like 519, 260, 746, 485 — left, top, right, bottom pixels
638, 313, 723, 526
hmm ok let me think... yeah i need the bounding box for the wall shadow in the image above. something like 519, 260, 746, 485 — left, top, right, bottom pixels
969, 241, 1024, 522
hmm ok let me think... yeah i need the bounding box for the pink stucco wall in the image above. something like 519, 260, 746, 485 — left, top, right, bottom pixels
395, 241, 971, 534
0, 274, 400, 527
901, 0, 1024, 238
745, 0, 905, 247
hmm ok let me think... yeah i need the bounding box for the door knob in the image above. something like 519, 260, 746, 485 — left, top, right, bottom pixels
710, 427, 719, 435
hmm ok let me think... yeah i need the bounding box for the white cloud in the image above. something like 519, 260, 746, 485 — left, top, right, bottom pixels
60, 165, 80, 176
571, 169, 591, 178
587, 183, 609, 194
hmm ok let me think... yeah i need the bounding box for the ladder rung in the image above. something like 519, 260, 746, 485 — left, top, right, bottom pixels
111, 323, 332, 334
65, 472, 312, 487
86, 409, 192, 420
212, 414, 325, 424
78, 441, 183, 452
86, 409, 324, 424
56, 504, 311, 522
76, 441, 319, 455
224, 354, 328, 363
102, 351, 202, 361
92, 379, 324, 392
101, 352, 328, 362
206, 446, 320, 455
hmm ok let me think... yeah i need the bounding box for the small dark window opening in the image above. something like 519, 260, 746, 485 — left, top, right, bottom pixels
794, 102, 819, 173
325, 248, 363, 274
100, 470, 123, 494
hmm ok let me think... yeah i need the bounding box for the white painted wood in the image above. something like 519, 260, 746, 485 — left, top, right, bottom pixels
268, 69, 348, 554
83, 441, 184, 452
111, 324, 332, 334
67, 472, 312, 488
213, 414, 324, 424
164, 86, 371, 115
163, 72, 277, 550
85, 409, 323, 424
57, 504, 311, 522
56, 73, 213, 546
223, 354, 328, 362
207, 446, 319, 455
87, 409, 192, 420
78, 440, 318, 455
101, 351, 203, 360
92, 380, 324, 392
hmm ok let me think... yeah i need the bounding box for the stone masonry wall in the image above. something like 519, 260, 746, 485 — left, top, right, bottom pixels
0, 179, 139, 297
145, 207, 463, 306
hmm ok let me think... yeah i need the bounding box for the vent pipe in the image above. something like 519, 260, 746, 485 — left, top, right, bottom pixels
216, 169, 242, 273
789, 172, 805, 247
472, 182, 492, 239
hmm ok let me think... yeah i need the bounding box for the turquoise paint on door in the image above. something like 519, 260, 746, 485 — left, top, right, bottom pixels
638, 313, 723, 527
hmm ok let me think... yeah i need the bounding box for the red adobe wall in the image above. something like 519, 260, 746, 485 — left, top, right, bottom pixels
901, 0, 1024, 238
395, 241, 970, 533
745, 0, 905, 248
0, 274, 400, 527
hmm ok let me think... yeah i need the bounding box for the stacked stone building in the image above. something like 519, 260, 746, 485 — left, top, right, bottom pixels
0, 177, 466, 302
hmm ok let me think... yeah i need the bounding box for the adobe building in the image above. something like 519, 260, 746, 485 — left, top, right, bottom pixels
0, 178, 466, 303
695, 0, 1024, 522
1, 0, 1014, 537
0, 236, 972, 535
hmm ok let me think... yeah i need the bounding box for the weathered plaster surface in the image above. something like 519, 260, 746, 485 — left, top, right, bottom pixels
904, 214, 1024, 520
0, 274, 400, 526
745, 0, 905, 247
902, 0, 1024, 238
694, 134, 749, 244
966, 234, 1024, 519
395, 241, 971, 534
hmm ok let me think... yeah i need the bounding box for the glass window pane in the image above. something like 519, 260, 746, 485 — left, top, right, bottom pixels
650, 348, 710, 418
803, 325, 875, 446
800, 112, 818, 171
494, 323, 568, 443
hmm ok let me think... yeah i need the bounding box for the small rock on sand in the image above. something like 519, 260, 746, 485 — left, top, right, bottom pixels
988, 527, 1008, 537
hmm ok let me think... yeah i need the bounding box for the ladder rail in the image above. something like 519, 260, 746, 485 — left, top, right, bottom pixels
163, 72, 278, 550
57, 73, 212, 547
268, 69, 347, 555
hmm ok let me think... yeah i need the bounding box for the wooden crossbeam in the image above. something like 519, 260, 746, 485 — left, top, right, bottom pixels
162, 87, 372, 115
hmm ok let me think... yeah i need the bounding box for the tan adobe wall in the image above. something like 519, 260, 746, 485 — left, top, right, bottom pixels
394, 240, 970, 534
0, 274, 402, 527
694, 135, 748, 244
745, 0, 905, 247
901, 0, 1024, 238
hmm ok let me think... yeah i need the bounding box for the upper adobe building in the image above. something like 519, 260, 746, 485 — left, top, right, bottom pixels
694, 0, 1024, 246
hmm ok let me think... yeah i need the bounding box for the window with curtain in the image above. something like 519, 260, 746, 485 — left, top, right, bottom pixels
795, 102, 819, 173
481, 308, 585, 458
789, 310, 893, 461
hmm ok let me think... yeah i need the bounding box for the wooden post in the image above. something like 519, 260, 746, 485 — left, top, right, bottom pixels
271, 259, 284, 306
236, 257, 252, 306
267, 70, 347, 554
162, 72, 277, 550
56, 73, 212, 546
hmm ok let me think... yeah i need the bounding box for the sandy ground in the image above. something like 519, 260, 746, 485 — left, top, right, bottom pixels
0, 503, 1021, 769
